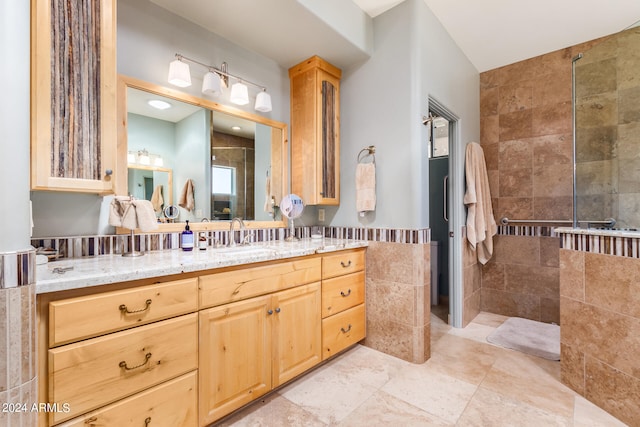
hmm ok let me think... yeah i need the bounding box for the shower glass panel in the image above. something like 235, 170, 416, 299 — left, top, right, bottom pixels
211, 147, 254, 220
574, 23, 640, 230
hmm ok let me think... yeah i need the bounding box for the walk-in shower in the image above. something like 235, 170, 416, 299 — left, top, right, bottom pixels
572, 21, 640, 230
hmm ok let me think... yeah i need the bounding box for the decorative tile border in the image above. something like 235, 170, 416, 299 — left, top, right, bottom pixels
31, 226, 432, 260
559, 232, 640, 258
0, 249, 36, 289
496, 225, 558, 237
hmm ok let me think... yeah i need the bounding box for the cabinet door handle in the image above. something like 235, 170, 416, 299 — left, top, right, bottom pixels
340, 324, 352, 333
119, 299, 152, 314
119, 352, 152, 371
340, 260, 352, 268
145, 417, 152, 426
340, 289, 351, 297
267, 309, 274, 315
275, 307, 281, 313
105, 169, 113, 176
84, 416, 98, 424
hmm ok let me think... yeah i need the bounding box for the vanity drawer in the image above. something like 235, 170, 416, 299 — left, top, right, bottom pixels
321, 271, 365, 318
322, 249, 365, 279
58, 371, 197, 427
49, 277, 198, 347
48, 313, 198, 424
199, 257, 321, 308
322, 304, 365, 360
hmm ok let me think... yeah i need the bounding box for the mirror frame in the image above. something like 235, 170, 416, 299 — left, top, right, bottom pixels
116, 74, 289, 233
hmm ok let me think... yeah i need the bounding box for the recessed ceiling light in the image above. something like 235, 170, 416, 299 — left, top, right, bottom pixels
231, 126, 242, 131
148, 99, 171, 110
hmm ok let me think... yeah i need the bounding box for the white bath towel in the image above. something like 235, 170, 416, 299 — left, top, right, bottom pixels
464, 142, 497, 264
179, 179, 195, 212
356, 162, 376, 214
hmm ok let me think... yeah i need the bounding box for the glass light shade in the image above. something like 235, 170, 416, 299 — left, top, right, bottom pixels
254, 91, 272, 112
230, 82, 249, 105
202, 71, 222, 96
138, 151, 150, 165
127, 151, 136, 164
168, 59, 191, 87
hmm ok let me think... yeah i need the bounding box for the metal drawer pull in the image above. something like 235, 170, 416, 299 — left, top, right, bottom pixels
119, 299, 152, 314
267, 309, 274, 315
340, 289, 352, 297
340, 260, 352, 268
341, 324, 352, 333
145, 417, 152, 426
84, 417, 98, 424
119, 352, 152, 371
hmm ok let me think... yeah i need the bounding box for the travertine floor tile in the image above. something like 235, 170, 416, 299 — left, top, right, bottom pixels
278, 361, 379, 424
217, 394, 327, 427
573, 396, 629, 427
428, 334, 499, 385
471, 311, 509, 327
337, 390, 453, 427
381, 364, 478, 423
457, 387, 571, 427
447, 321, 496, 343
431, 312, 452, 345
327, 344, 409, 389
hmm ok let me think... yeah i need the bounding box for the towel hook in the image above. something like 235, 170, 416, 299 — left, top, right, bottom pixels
357, 145, 376, 164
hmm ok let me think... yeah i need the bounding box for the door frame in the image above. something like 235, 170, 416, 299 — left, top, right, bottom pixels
428, 97, 463, 328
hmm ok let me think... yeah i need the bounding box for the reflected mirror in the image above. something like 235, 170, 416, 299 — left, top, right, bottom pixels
117, 75, 288, 231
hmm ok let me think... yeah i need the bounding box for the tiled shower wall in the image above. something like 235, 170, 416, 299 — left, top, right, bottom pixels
478, 37, 606, 322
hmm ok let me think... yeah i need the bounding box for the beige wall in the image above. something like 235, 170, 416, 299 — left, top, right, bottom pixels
559, 248, 640, 425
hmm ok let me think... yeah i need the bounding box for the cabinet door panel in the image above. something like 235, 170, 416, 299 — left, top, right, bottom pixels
272, 282, 322, 386
199, 296, 272, 426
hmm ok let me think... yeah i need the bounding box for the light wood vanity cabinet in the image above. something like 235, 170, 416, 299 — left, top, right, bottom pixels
321, 249, 367, 360
289, 56, 342, 205
31, 0, 117, 193
38, 249, 365, 426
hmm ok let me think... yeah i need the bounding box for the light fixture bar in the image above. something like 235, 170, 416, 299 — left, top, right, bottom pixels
174, 53, 266, 91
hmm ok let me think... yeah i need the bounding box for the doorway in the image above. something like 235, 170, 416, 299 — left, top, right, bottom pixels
427, 97, 462, 327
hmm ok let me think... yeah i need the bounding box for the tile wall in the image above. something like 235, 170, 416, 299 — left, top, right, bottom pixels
479, 37, 607, 322
0, 249, 37, 427
462, 230, 481, 326
559, 235, 640, 425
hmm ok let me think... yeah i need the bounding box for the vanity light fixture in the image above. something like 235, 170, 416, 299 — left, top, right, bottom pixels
137, 149, 151, 166
168, 57, 191, 87
230, 82, 249, 105
167, 53, 272, 112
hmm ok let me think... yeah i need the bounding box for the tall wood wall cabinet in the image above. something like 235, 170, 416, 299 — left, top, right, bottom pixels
289, 56, 342, 205
31, 0, 117, 193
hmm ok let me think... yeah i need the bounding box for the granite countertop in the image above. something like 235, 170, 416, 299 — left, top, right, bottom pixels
36, 238, 368, 294
555, 227, 640, 238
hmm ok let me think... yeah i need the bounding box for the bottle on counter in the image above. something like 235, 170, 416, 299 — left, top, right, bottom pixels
199, 232, 207, 250
181, 220, 194, 251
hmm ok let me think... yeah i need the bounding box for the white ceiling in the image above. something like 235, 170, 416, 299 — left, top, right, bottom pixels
151, 0, 640, 72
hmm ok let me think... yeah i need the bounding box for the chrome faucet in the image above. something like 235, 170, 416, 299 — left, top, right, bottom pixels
229, 217, 246, 246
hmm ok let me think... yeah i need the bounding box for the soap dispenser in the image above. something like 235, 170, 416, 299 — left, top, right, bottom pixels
181, 220, 194, 251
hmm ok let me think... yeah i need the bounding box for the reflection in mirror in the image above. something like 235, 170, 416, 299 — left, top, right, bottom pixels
127, 165, 173, 218
119, 76, 287, 231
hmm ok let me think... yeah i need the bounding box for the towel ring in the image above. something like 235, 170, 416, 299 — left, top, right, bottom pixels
357, 145, 376, 164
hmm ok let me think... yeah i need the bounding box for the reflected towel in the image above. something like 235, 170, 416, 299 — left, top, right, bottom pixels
109, 197, 159, 232
464, 142, 497, 264
179, 179, 195, 212
150, 185, 164, 212
356, 162, 376, 214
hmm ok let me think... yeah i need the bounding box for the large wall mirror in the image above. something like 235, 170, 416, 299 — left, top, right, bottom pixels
116, 75, 288, 232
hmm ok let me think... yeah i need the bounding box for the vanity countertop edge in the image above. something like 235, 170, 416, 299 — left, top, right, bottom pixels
36, 238, 368, 294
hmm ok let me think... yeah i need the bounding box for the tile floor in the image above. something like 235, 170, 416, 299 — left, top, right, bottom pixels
216, 311, 628, 426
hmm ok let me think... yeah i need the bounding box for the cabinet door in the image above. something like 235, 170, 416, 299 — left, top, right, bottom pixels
317, 69, 340, 205
272, 282, 322, 387
31, 0, 117, 193
199, 296, 272, 426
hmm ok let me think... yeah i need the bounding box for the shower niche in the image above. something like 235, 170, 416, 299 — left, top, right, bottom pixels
574, 21, 640, 230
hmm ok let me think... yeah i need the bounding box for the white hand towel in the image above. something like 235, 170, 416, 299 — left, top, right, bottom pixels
356, 163, 376, 214
150, 185, 164, 213
132, 199, 159, 232
464, 142, 497, 264
109, 197, 159, 232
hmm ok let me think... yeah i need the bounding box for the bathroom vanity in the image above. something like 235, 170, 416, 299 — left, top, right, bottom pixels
35, 240, 366, 426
